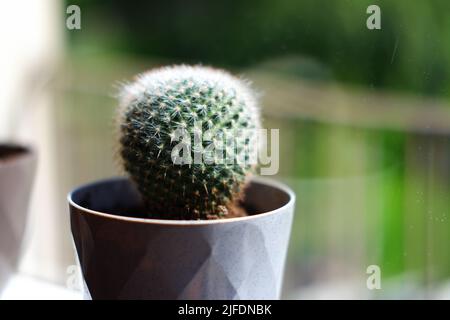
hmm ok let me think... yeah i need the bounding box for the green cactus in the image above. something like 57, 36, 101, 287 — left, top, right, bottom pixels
117, 65, 260, 220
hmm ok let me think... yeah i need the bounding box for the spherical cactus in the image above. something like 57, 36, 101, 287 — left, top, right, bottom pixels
117, 65, 260, 220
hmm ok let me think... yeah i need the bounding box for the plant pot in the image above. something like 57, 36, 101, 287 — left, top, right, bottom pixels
69, 176, 295, 300
0, 144, 36, 292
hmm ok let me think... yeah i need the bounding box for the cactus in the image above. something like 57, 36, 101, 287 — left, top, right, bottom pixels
117, 65, 260, 220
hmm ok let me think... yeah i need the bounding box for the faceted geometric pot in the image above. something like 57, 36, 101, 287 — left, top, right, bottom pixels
68, 177, 295, 300
0, 144, 36, 292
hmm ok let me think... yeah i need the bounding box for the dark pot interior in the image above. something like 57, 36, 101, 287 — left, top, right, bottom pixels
70, 177, 292, 220
0, 145, 29, 162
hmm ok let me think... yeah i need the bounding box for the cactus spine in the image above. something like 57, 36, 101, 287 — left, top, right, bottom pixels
118, 65, 260, 219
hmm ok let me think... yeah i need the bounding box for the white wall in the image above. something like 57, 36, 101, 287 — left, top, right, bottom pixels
0, 0, 66, 283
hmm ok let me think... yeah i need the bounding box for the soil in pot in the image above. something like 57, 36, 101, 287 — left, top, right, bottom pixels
80, 188, 257, 221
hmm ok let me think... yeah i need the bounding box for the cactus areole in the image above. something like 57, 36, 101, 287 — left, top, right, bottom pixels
118, 65, 261, 220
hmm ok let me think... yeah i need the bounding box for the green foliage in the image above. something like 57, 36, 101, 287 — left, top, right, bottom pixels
118, 65, 260, 219
68, 0, 450, 98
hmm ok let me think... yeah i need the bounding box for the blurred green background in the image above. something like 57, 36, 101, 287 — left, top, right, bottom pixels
58, 0, 450, 298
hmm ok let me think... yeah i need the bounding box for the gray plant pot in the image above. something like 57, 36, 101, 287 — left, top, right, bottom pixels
0, 144, 36, 292
68, 177, 295, 300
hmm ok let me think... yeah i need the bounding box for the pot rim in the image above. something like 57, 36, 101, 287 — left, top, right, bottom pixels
68, 176, 295, 226
0, 143, 36, 169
